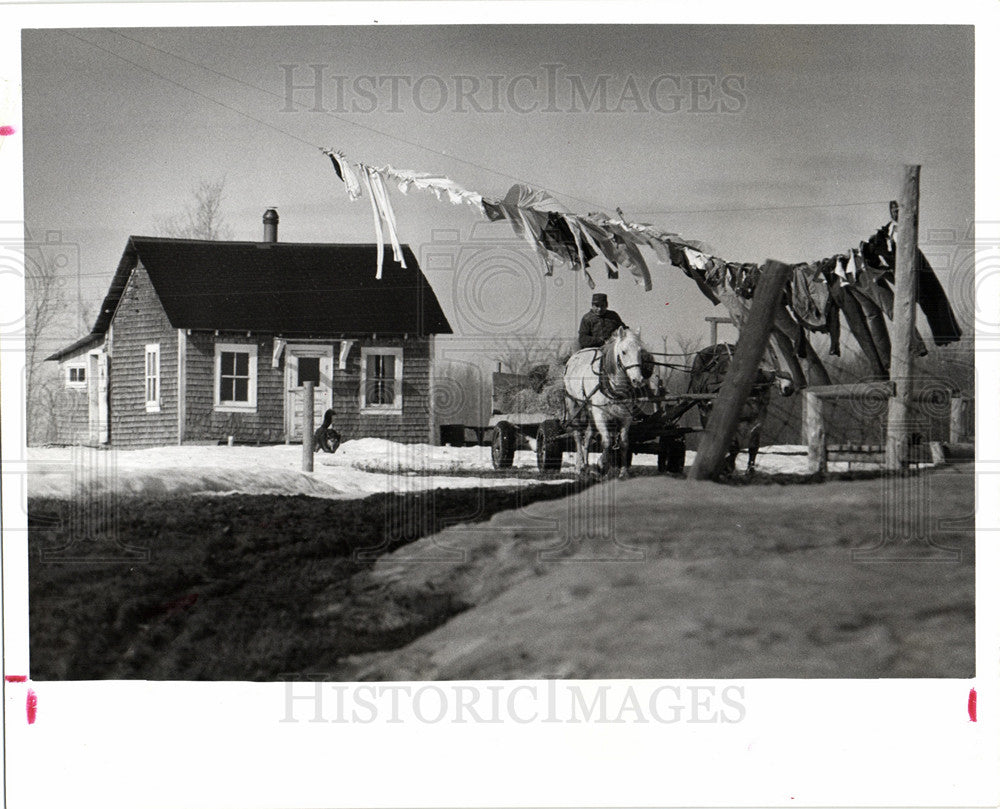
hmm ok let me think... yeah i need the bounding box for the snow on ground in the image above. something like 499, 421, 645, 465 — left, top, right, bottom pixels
26, 439, 881, 500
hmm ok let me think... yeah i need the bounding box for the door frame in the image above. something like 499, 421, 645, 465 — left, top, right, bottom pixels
283, 342, 335, 441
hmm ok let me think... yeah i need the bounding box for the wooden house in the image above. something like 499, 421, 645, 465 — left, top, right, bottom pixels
45, 210, 452, 448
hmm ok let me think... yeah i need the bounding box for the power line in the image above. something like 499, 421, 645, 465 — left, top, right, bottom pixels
92, 29, 894, 219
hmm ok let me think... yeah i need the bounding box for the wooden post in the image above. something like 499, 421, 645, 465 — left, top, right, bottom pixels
705, 315, 733, 346
950, 396, 969, 443
885, 165, 920, 469
302, 380, 314, 472
689, 260, 793, 479
804, 391, 827, 473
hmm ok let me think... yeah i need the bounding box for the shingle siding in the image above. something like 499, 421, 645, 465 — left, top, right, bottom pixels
334, 336, 432, 444
54, 386, 90, 444
183, 332, 285, 444
179, 334, 432, 445
107, 263, 178, 448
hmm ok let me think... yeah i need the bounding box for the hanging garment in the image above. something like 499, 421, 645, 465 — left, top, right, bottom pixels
324, 150, 363, 200
827, 276, 888, 379
914, 250, 963, 344
366, 167, 407, 269
481, 199, 506, 221
499, 200, 556, 275
668, 242, 720, 305
382, 166, 484, 209
860, 226, 963, 345
791, 261, 841, 356
574, 217, 623, 280
844, 286, 892, 371
605, 223, 653, 291
359, 167, 386, 279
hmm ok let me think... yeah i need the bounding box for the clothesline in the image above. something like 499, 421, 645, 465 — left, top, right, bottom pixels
321, 148, 962, 384
322, 147, 708, 289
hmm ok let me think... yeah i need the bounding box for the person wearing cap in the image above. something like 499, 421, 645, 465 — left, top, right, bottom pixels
578, 293, 628, 349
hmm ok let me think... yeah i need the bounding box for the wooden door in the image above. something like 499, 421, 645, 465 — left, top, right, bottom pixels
284, 345, 334, 441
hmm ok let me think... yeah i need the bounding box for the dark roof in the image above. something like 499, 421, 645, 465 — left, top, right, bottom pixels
44, 332, 104, 362
93, 237, 452, 337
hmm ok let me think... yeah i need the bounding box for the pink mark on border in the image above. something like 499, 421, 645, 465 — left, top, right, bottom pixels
968, 688, 977, 722
0, 126, 16, 137
26, 689, 37, 724
5, 675, 27, 683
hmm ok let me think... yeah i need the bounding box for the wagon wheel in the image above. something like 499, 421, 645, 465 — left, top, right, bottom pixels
535, 419, 564, 472
658, 434, 686, 473
491, 421, 516, 470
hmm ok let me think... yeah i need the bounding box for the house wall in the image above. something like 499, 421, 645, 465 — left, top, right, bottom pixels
107, 263, 178, 448
182, 334, 434, 445
54, 383, 90, 444
335, 336, 433, 444
183, 332, 286, 444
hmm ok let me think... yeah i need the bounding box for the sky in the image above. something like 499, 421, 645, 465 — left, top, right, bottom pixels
20, 24, 975, 365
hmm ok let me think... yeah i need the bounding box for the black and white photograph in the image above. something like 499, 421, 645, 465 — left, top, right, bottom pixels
2, 5, 997, 808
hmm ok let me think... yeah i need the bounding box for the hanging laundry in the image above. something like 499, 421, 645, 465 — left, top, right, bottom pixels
668, 242, 720, 305
605, 223, 653, 291
380, 166, 484, 209
826, 276, 888, 379
323, 149, 363, 200
860, 223, 963, 345
367, 167, 407, 268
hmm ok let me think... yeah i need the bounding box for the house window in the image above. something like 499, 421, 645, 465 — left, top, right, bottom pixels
145, 344, 160, 412
360, 347, 403, 413
66, 365, 86, 388
297, 356, 320, 387
214, 343, 258, 412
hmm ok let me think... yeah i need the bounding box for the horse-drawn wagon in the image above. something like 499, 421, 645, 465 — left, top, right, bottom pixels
486, 330, 792, 477
488, 329, 709, 475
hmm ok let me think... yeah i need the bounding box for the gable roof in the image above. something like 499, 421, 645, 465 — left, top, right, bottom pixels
44, 332, 104, 363
93, 237, 452, 337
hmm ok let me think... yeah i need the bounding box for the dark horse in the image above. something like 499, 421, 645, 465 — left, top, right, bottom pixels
688, 343, 794, 475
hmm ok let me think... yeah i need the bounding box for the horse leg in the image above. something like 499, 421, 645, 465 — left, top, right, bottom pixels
590, 412, 613, 476
618, 421, 631, 480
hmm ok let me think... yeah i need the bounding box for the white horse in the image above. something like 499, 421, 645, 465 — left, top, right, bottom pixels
563, 327, 650, 478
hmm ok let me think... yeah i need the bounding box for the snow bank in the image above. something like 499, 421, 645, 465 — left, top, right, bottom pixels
25, 441, 882, 500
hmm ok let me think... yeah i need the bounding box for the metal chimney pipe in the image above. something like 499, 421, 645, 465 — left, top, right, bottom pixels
263, 208, 279, 243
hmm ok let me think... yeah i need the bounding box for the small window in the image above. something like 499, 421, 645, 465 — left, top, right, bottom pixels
145, 344, 160, 412
66, 365, 86, 388
297, 356, 321, 387
360, 347, 403, 412
215, 343, 258, 412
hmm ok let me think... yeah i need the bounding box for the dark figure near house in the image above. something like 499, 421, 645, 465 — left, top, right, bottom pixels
313, 408, 342, 454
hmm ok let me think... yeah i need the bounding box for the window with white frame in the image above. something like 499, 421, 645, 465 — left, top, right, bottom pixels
214, 343, 258, 411
65, 364, 86, 388
144, 344, 160, 412
360, 347, 403, 412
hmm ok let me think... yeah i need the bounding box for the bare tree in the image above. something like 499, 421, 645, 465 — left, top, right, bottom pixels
156, 177, 233, 240
490, 334, 571, 375
25, 248, 68, 444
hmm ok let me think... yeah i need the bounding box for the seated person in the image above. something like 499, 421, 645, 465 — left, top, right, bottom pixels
577, 293, 627, 349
